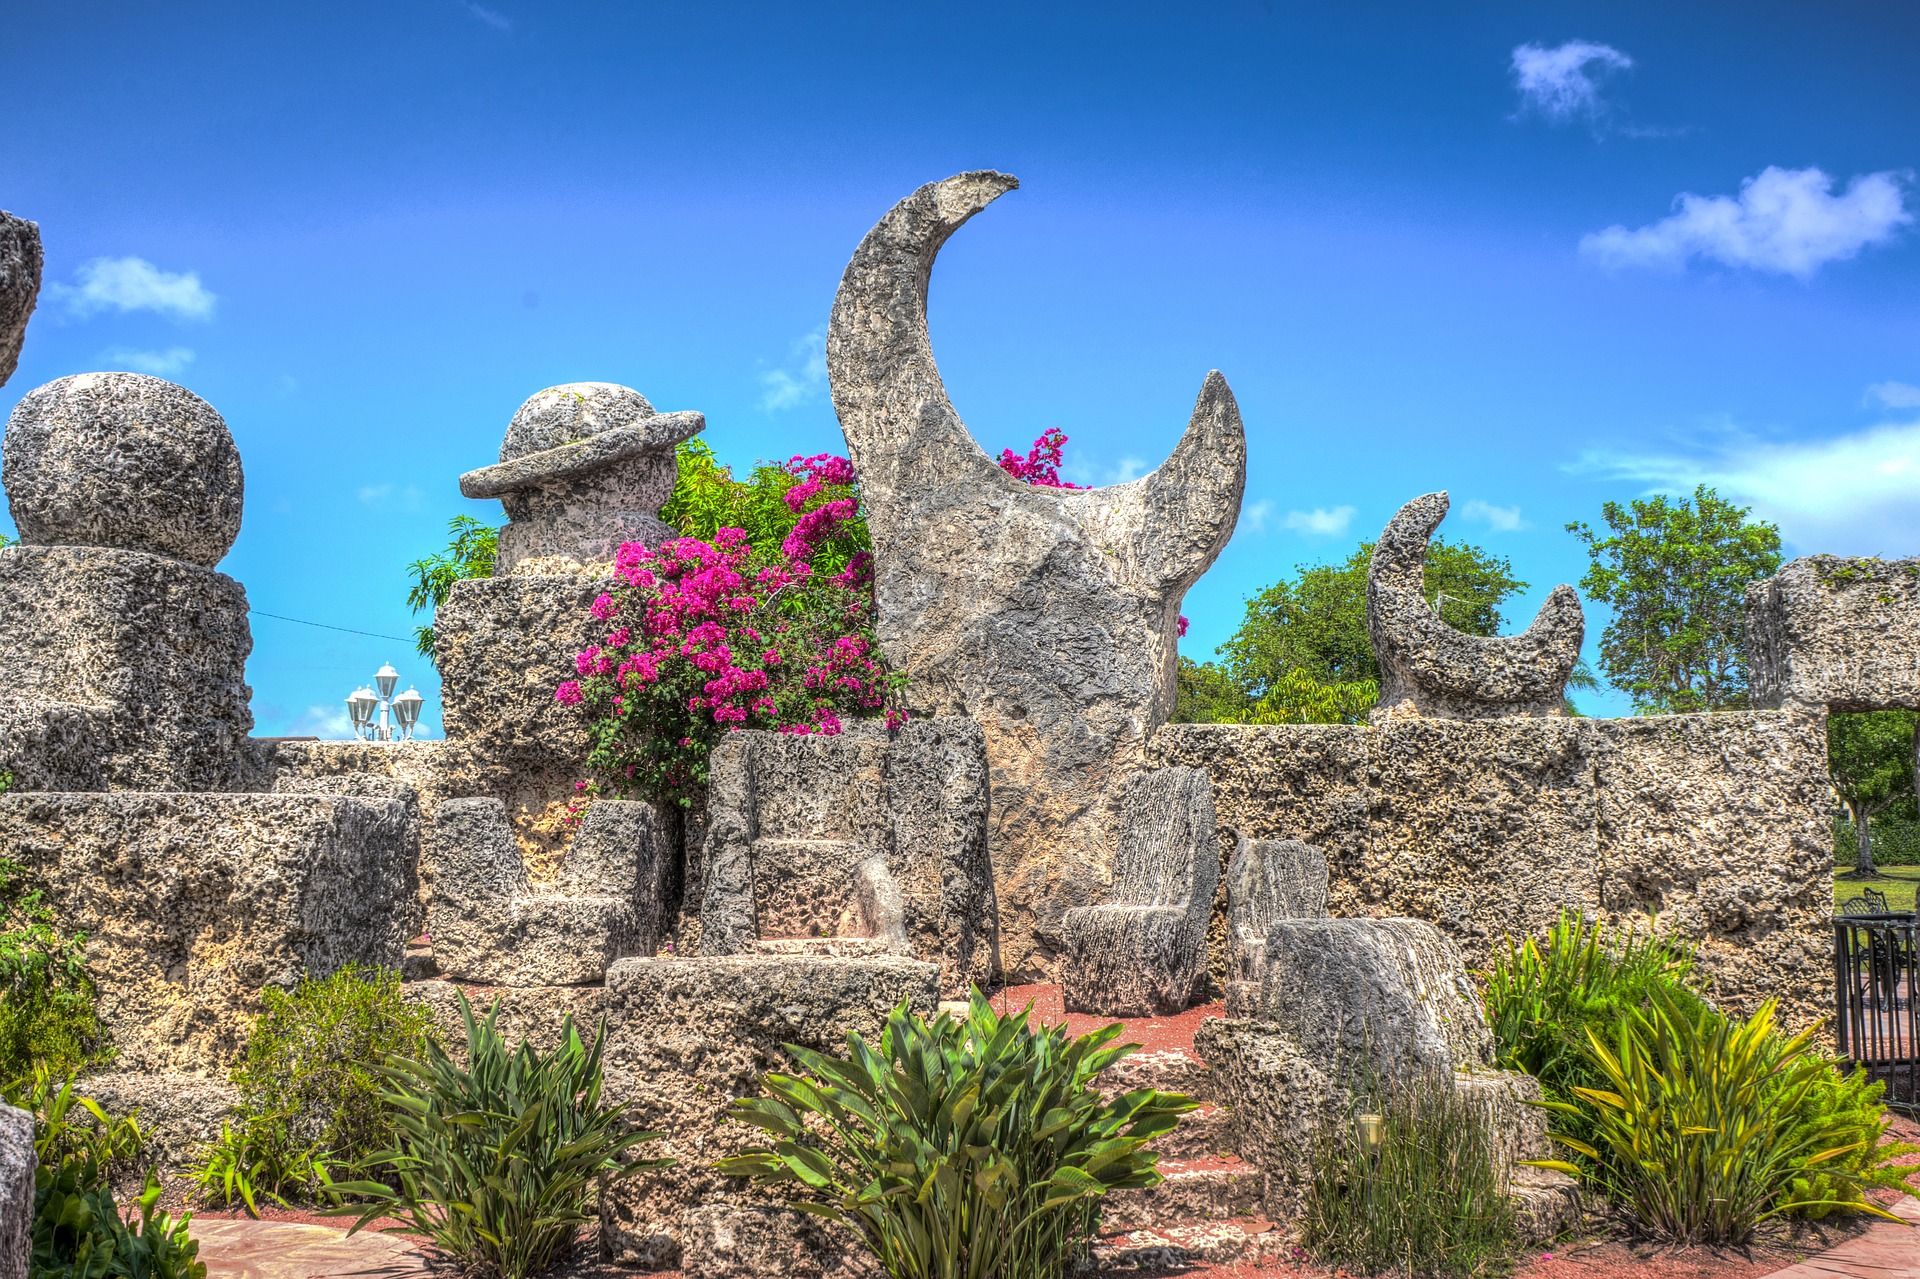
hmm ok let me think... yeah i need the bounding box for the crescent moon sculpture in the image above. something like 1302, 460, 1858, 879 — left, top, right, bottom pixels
1367, 491, 1584, 721
826, 171, 1246, 980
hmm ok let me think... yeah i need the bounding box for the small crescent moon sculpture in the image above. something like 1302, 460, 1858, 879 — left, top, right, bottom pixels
1368, 491, 1584, 722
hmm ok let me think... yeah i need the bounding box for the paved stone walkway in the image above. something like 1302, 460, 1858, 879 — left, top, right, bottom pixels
191, 1219, 433, 1278
1757, 1192, 1920, 1279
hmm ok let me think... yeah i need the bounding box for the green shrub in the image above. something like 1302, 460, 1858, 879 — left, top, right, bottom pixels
1534, 992, 1918, 1244
9, 1072, 204, 1279
1301, 1071, 1516, 1279
333, 991, 665, 1279
1484, 911, 1704, 1113
190, 964, 432, 1212
717, 990, 1194, 1279
0, 855, 113, 1081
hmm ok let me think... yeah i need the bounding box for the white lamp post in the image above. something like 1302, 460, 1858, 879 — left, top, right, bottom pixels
345, 663, 427, 741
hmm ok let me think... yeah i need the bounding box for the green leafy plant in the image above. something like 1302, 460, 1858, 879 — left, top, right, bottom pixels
332, 991, 666, 1279
0, 854, 113, 1081
190, 964, 432, 1213
1532, 992, 1917, 1244
10, 1073, 204, 1279
717, 990, 1193, 1279
1301, 1071, 1517, 1279
1484, 911, 1705, 1111
406, 513, 499, 663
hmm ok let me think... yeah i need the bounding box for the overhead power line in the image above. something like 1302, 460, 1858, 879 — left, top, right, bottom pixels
250, 609, 414, 645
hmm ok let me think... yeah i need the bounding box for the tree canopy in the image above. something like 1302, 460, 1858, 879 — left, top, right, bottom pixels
1178, 537, 1528, 724
1829, 711, 1917, 876
1566, 485, 1782, 714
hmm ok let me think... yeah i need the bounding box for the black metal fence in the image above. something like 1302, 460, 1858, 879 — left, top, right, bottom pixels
1833, 914, 1918, 1114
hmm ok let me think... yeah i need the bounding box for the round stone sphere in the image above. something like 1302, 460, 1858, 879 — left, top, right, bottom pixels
2, 372, 244, 567
501, 382, 654, 462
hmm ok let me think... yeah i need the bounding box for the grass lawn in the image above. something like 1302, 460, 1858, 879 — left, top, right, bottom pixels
1835, 863, 1920, 914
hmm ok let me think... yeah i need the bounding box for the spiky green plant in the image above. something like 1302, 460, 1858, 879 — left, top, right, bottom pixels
717, 990, 1194, 1279
1532, 991, 1918, 1244
1301, 1071, 1516, 1279
331, 992, 667, 1279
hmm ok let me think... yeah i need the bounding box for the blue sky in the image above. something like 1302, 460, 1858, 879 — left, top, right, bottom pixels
3, 1, 1917, 732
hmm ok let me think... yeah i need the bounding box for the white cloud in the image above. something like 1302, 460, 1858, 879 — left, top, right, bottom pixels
1566, 414, 1920, 553
1458, 499, 1527, 531
50, 256, 216, 320
457, 0, 511, 28
1511, 40, 1633, 124
1282, 505, 1355, 537
1867, 381, 1920, 409
299, 704, 357, 740
759, 329, 826, 411
1581, 166, 1911, 278
358, 483, 423, 509
1242, 499, 1275, 534
98, 346, 195, 377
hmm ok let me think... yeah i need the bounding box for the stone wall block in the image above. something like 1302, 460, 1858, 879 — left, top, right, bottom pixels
560, 798, 676, 953
0, 545, 252, 790
434, 575, 602, 768
886, 716, 997, 995
0, 209, 40, 391
1747, 556, 1920, 712
0, 793, 412, 1072
0, 1102, 27, 1279
598, 955, 938, 1270
0, 699, 107, 792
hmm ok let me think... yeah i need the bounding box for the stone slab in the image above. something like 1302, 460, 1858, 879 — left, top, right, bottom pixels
0, 792, 415, 1072
0, 1102, 27, 1279
1748, 555, 1920, 713
434, 574, 602, 768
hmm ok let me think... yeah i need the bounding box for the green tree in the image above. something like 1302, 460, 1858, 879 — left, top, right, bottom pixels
1828, 711, 1917, 877
1566, 486, 1782, 714
1185, 538, 1526, 724
405, 515, 498, 664
1174, 657, 1253, 723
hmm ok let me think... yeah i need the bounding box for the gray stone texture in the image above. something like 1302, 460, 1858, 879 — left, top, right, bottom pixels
826, 171, 1246, 982
1060, 767, 1220, 1016
0, 545, 252, 791
1747, 555, 1920, 712
0, 792, 415, 1072
1151, 711, 1832, 1030
78, 1074, 239, 1171
0, 211, 40, 390
458, 382, 703, 578
425, 798, 645, 986
0, 699, 108, 792
597, 955, 939, 1272
1369, 492, 1583, 722
435, 574, 600, 772
1224, 833, 1328, 1006
3, 372, 244, 568
1233, 918, 1495, 1076
0, 1102, 26, 1279
697, 721, 997, 995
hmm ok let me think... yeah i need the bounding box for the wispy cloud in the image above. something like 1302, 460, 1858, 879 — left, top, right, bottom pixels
49, 256, 216, 320
1241, 499, 1275, 534
1581, 166, 1911, 278
1283, 505, 1356, 537
358, 483, 424, 509
1867, 380, 1920, 409
1511, 40, 1633, 126
760, 329, 826, 411
99, 346, 195, 377
299, 704, 357, 740
456, 0, 511, 29
1458, 499, 1528, 531
1566, 413, 1920, 553
1059, 452, 1150, 487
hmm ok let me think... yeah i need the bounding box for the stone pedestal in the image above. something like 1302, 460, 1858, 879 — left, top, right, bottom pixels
434, 574, 600, 771
0, 545, 251, 790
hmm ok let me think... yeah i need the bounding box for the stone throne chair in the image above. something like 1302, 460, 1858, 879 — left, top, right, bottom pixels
1059, 766, 1221, 1017
695, 717, 998, 998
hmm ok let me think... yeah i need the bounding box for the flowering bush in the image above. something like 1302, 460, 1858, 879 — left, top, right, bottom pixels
560, 452, 901, 806
995, 427, 1082, 489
